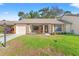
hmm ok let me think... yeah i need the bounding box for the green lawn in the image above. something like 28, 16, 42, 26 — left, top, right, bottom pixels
0, 34, 79, 56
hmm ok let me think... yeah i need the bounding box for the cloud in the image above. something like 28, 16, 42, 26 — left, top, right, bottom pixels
3, 12, 9, 14
70, 3, 79, 8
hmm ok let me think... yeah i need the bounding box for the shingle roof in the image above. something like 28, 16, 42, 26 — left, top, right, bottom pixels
0, 18, 64, 25
58, 19, 72, 24
16, 19, 64, 24
62, 15, 79, 24
65, 14, 79, 17
0, 21, 16, 25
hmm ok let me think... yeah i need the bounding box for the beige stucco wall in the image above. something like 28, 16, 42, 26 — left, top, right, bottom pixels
26, 24, 32, 34
66, 24, 71, 33
72, 24, 79, 35
16, 24, 27, 34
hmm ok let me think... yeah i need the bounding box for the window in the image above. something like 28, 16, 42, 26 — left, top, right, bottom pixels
55, 24, 62, 32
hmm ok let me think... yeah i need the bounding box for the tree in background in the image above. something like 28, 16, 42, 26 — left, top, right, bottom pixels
29, 10, 40, 18
39, 7, 50, 18
18, 11, 26, 20
49, 6, 64, 18
64, 11, 72, 15
18, 6, 73, 20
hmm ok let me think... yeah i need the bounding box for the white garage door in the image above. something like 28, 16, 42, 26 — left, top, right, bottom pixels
16, 24, 26, 34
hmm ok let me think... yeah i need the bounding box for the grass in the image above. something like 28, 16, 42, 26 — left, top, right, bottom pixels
0, 34, 79, 56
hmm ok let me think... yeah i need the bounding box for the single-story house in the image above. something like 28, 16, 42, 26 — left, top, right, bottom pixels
0, 15, 78, 35
15, 19, 69, 34
0, 18, 71, 35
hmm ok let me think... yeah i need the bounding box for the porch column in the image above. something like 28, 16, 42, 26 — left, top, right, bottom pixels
48, 24, 52, 34
52, 24, 55, 33
43, 25, 45, 34
62, 24, 65, 32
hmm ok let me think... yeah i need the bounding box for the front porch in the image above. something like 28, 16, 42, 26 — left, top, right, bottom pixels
26, 24, 65, 34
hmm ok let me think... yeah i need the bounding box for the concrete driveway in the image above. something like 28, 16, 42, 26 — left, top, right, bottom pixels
0, 34, 22, 43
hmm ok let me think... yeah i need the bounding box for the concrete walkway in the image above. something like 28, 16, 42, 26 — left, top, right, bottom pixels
0, 34, 22, 43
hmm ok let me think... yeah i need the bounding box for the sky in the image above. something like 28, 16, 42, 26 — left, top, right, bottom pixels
0, 3, 79, 21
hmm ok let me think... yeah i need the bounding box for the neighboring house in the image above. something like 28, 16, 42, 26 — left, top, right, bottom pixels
0, 16, 76, 35
62, 15, 79, 35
